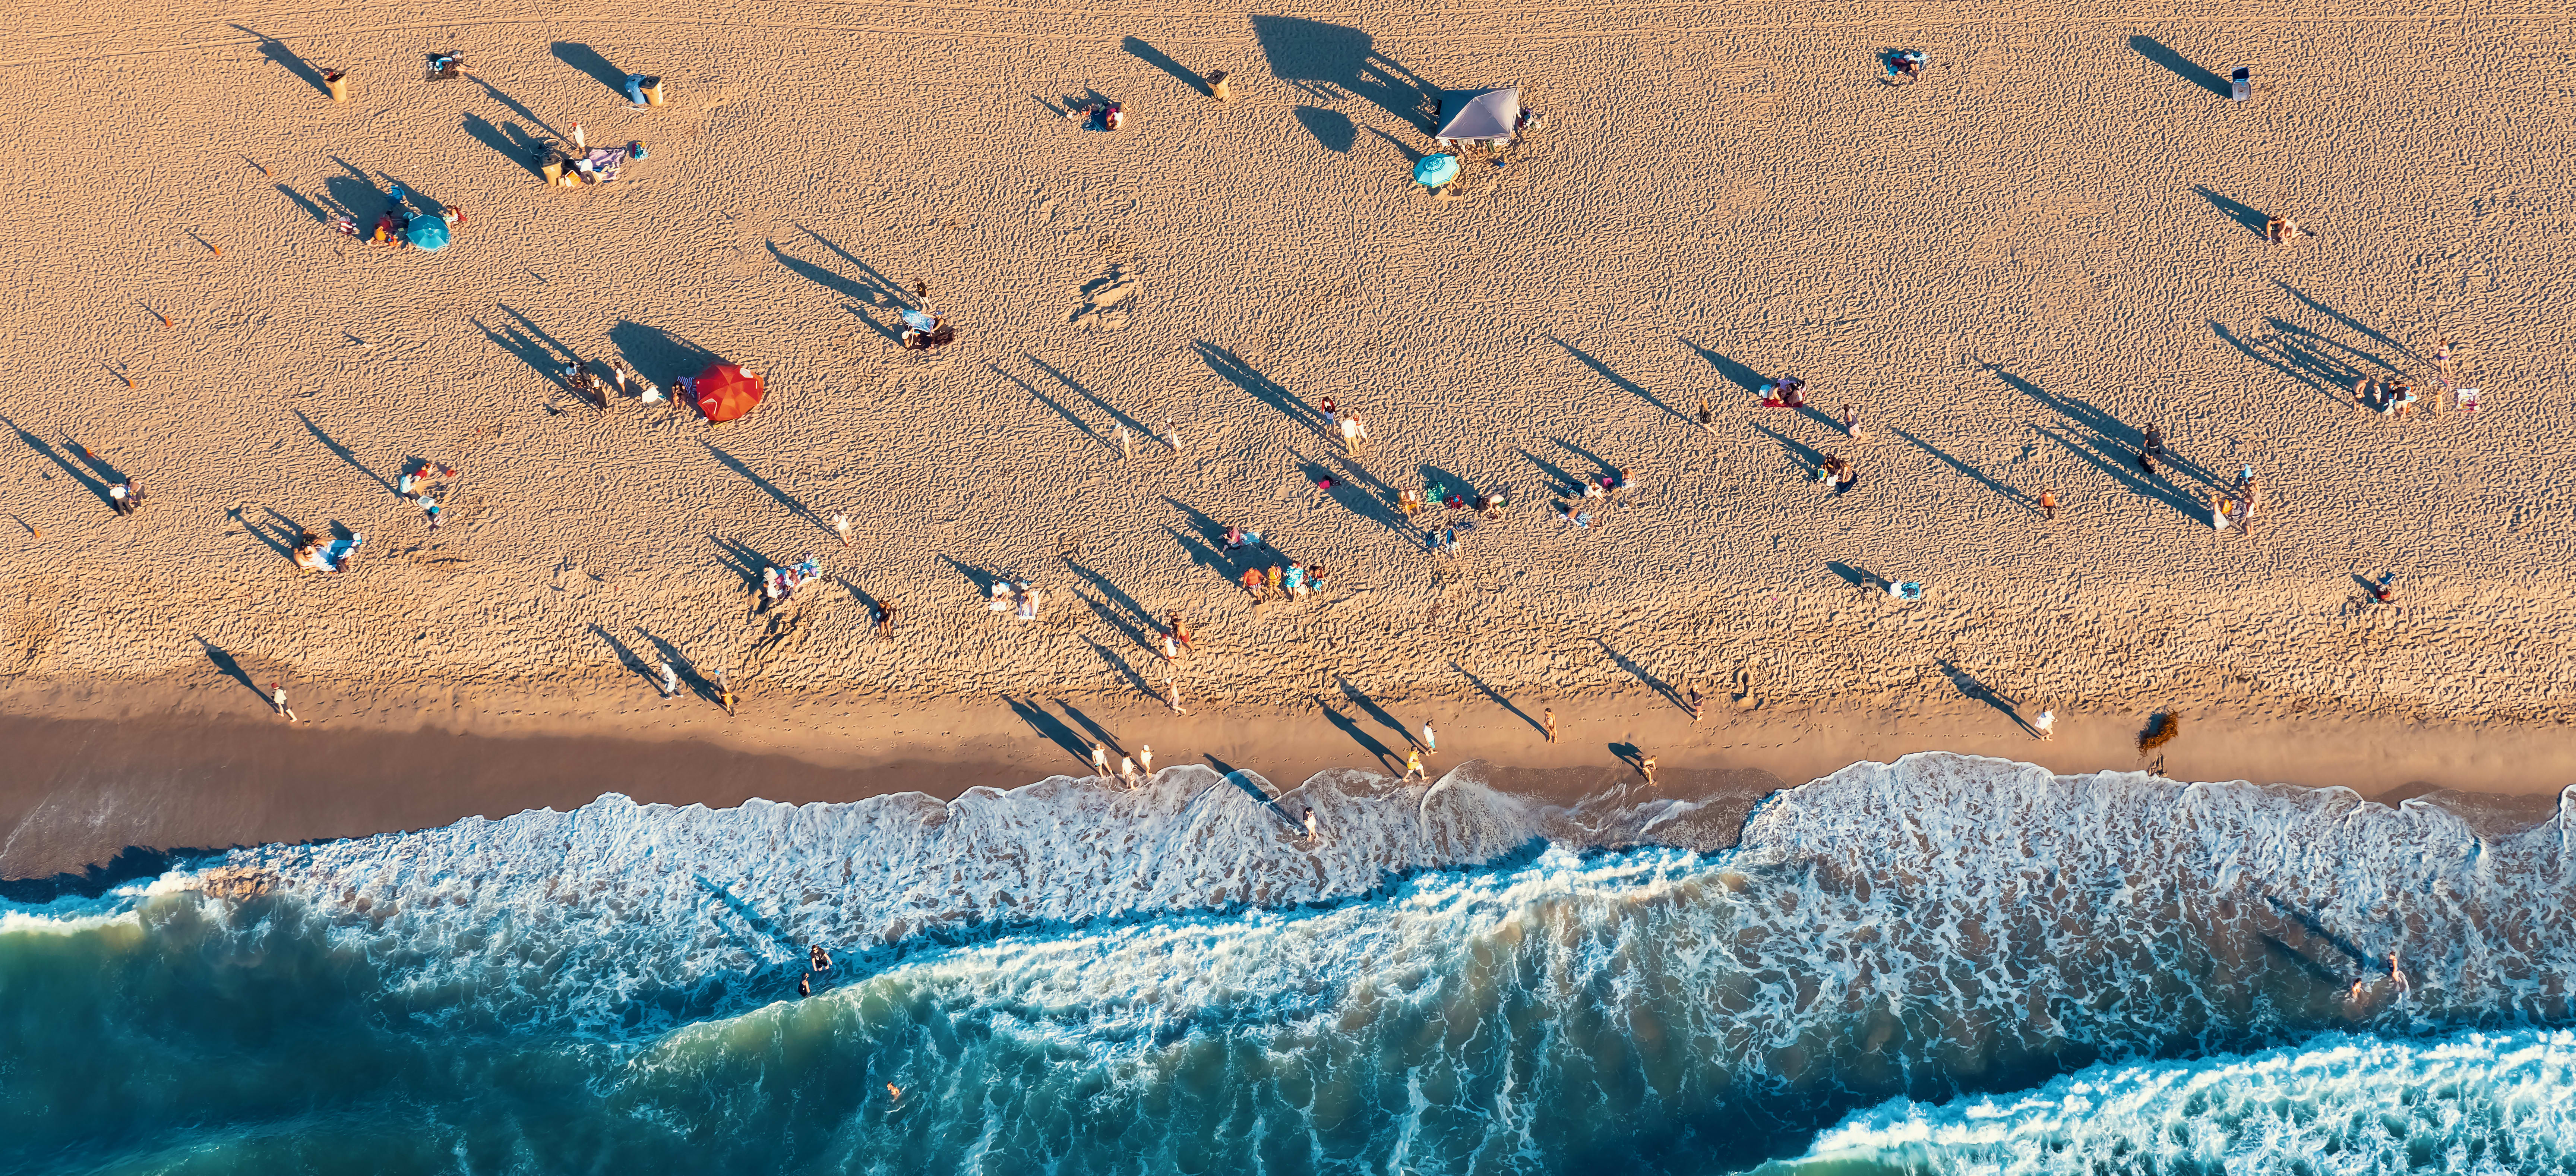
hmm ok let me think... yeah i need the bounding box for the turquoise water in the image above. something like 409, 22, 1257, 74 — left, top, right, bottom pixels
4, 755, 2572, 1174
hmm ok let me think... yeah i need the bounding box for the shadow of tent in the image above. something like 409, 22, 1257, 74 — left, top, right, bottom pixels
551, 41, 628, 96
610, 322, 722, 385
1248, 16, 1437, 127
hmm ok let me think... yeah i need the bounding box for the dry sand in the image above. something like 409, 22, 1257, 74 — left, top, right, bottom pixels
2, 1, 2572, 871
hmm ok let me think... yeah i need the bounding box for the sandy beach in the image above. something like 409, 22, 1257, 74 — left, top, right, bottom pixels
3, 1, 2573, 875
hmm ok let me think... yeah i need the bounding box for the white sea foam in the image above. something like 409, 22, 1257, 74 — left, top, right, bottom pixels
17, 753, 2576, 1170
1793, 1028, 2576, 1174
153, 753, 2576, 1052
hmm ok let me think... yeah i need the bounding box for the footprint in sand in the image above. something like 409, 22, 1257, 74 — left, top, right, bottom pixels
1067, 263, 1137, 331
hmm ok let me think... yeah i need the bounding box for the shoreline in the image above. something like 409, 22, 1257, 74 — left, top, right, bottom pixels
4, 672, 2570, 882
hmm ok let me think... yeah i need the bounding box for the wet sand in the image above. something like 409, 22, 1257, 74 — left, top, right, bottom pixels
3, 670, 2567, 882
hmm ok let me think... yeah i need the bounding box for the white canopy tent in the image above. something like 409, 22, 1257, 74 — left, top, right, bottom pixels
1434, 88, 1521, 142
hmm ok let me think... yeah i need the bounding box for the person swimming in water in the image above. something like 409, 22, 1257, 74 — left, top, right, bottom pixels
810, 944, 833, 972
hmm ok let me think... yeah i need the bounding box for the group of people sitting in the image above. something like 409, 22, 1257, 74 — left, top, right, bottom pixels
1818, 453, 1859, 494
291, 530, 363, 574
2212, 465, 2266, 532
1079, 101, 1126, 132
1239, 560, 1324, 602
987, 579, 1044, 621
560, 355, 667, 408
762, 557, 822, 609
1757, 376, 1809, 409
398, 463, 454, 530
331, 182, 464, 248
2354, 375, 2421, 417
1885, 50, 1925, 83
900, 308, 957, 351
108, 479, 146, 516
1397, 485, 1509, 519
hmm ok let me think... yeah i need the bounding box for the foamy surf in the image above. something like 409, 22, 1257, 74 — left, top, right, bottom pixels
1784, 1028, 2576, 1174
5, 753, 2572, 1173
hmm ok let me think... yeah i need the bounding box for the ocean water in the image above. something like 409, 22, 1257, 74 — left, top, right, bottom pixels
3, 753, 2572, 1175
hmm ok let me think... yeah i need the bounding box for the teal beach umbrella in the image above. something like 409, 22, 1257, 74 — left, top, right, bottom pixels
407, 216, 451, 251
1413, 154, 1459, 188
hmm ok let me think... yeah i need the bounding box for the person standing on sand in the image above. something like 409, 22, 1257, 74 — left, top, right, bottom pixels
1118, 754, 1137, 785
1340, 413, 1368, 453
2143, 424, 2167, 465
1404, 750, 1425, 782
1091, 743, 1110, 777
1139, 745, 1154, 776
1543, 708, 1558, 743
834, 514, 852, 548
2039, 488, 2058, 521
1164, 419, 1185, 454
1420, 722, 1437, 755
1267, 565, 1283, 597
1165, 612, 1192, 651
657, 660, 679, 698
1697, 398, 1714, 432
872, 599, 898, 640
2032, 710, 2055, 740
1840, 404, 1865, 441
1640, 755, 1658, 786
1688, 688, 1705, 724
1319, 396, 1338, 429
716, 670, 737, 716
269, 683, 298, 722
1241, 567, 1266, 601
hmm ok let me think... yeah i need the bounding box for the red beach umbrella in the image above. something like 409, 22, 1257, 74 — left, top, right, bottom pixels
695, 363, 764, 423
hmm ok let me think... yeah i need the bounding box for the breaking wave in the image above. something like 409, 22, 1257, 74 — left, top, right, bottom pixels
3, 754, 2570, 1173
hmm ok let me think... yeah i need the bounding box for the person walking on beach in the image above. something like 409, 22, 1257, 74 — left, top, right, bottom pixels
1640, 755, 1658, 786
1319, 396, 1338, 430
1403, 749, 1425, 782
1164, 612, 1192, 651
716, 670, 737, 717
1697, 398, 1714, 432
1091, 743, 1110, 777
2142, 423, 2167, 465
833, 513, 853, 548
1164, 418, 1185, 454
1420, 722, 1437, 755
1138, 745, 1154, 776
1543, 708, 1558, 744
1340, 412, 1368, 453
657, 660, 680, 698
269, 683, 298, 722
2039, 488, 2058, 521
1118, 754, 1137, 786
1688, 688, 1705, 724
2032, 709, 2055, 740
1840, 404, 1865, 441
